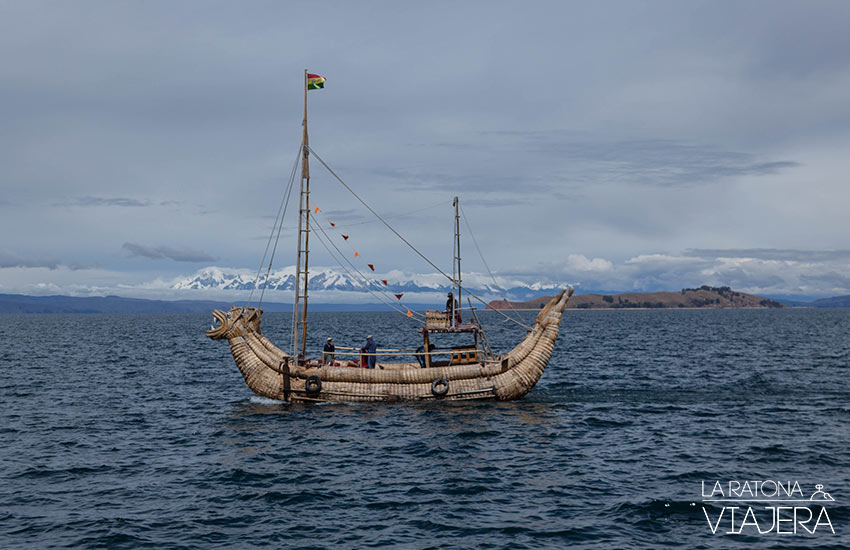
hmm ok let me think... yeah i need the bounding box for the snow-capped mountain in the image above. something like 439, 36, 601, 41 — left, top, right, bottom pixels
170, 266, 562, 301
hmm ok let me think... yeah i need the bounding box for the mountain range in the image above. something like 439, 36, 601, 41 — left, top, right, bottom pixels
170, 266, 563, 300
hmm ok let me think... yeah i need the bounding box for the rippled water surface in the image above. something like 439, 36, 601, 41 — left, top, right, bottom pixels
2, 309, 849, 548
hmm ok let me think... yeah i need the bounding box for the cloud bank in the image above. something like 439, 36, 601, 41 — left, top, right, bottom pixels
122, 243, 219, 263
3, 247, 848, 302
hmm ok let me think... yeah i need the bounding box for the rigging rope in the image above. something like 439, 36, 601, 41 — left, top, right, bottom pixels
252, 144, 301, 308
247, 144, 301, 307
310, 214, 425, 321
459, 205, 526, 326
326, 199, 446, 228
309, 210, 425, 320
308, 145, 532, 331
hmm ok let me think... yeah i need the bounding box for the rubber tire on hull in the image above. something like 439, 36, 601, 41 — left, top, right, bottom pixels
305, 375, 322, 395
431, 377, 449, 397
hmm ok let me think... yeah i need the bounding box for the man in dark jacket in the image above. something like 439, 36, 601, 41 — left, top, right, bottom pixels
364, 335, 377, 369
446, 291, 460, 324
323, 337, 335, 365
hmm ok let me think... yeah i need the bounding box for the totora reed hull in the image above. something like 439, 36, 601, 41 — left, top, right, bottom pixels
207, 289, 572, 403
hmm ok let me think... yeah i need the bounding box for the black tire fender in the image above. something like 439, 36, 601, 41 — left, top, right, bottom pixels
304, 375, 322, 395
431, 377, 449, 397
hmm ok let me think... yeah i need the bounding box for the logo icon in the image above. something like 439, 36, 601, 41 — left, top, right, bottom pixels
810, 484, 835, 502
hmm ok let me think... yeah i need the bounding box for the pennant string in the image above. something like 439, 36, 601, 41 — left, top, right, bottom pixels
308, 213, 424, 320
308, 206, 422, 311
313, 210, 404, 300
312, 229, 417, 318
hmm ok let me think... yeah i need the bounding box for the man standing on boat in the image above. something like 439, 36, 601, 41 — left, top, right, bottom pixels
446, 292, 460, 324
364, 335, 377, 369
323, 337, 335, 365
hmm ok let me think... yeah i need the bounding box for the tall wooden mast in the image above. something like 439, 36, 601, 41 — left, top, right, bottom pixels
292, 70, 311, 360
453, 196, 461, 327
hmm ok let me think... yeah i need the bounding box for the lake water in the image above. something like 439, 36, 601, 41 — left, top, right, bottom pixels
1, 308, 848, 548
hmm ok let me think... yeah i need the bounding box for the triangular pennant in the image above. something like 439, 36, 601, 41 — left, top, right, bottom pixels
354, 250, 359, 258
406, 309, 413, 317
368, 264, 375, 271
342, 235, 349, 240
329, 221, 336, 227
313, 206, 320, 214
381, 279, 388, 286
394, 293, 403, 300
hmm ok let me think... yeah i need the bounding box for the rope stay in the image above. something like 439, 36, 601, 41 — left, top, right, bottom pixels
309, 213, 425, 321
261, 147, 301, 308
324, 199, 447, 229
248, 144, 302, 308
309, 212, 426, 320
307, 145, 532, 331
459, 205, 527, 327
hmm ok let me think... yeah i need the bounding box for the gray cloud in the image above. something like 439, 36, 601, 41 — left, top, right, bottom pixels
122, 243, 218, 263
702, 268, 786, 291
462, 197, 533, 208
67, 261, 99, 271
685, 249, 850, 262
490, 132, 800, 188
371, 167, 552, 194
58, 196, 153, 208
800, 272, 850, 289
403, 132, 798, 196
0, 249, 59, 269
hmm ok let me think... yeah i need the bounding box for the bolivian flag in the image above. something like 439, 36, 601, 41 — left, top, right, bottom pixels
307, 73, 326, 90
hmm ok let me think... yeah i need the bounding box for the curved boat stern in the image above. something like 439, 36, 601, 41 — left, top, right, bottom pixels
492, 288, 573, 400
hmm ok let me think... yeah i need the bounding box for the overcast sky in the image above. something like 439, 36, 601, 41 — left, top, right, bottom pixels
2, 0, 849, 299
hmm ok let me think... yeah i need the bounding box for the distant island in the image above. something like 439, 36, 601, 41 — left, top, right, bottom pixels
488, 286, 784, 310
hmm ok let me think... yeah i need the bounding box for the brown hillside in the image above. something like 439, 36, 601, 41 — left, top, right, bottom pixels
488, 286, 783, 310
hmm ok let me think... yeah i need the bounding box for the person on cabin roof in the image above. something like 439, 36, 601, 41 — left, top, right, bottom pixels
364, 335, 377, 369
323, 337, 335, 365
446, 291, 461, 324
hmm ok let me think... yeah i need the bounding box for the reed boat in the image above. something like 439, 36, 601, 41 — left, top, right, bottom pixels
207, 288, 572, 403
207, 71, 573, 402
